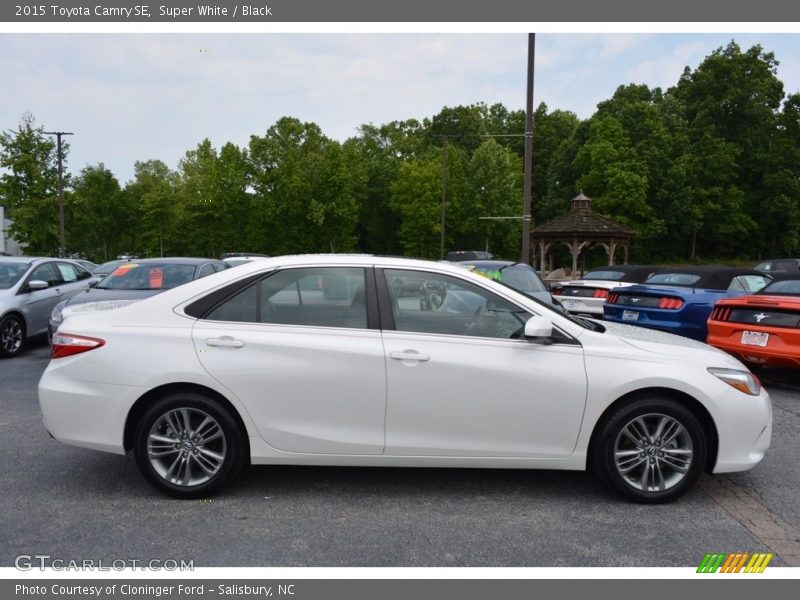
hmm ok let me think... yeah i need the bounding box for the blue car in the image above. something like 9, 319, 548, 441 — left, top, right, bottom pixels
603, 267, 772, 341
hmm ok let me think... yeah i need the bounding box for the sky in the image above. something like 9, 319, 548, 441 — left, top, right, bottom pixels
1, 33, 799, 183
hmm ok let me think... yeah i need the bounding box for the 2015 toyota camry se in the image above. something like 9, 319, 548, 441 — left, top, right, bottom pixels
39, 255, 772, 502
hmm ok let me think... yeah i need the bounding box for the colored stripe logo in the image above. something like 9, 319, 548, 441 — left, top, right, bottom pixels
697, 552, 773, 573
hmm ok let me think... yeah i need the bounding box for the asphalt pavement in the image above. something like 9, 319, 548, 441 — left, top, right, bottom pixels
1, 338, 799, 567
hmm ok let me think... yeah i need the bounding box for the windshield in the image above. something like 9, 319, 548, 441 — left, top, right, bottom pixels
760, 279, 800, 295
468, 263, 547, 293
645, 272, 701, 286
0, 262, 29, 290
583, 269, 627, 281
96, 263, 197, 290
94, 260, 127, 276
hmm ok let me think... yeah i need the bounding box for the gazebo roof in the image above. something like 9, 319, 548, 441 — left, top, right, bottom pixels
532, 192, 635, 240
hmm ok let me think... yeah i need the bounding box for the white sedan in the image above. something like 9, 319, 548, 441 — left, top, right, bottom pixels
39, 255, 771, 502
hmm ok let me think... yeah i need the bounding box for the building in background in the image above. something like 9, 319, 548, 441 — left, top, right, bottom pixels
0, 207, 25, 256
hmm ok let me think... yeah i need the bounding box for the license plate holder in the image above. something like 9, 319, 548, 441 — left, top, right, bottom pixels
741, 331, 769, 347
622, 310, 639, 322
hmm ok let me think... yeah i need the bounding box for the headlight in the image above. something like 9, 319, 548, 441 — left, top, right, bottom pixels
50, 302, 65, 324
708, 367, 761, 396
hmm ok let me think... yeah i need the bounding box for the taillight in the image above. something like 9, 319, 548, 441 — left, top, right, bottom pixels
51, 332, 105, 359
593, 289, 609, 299
657, 297, 684, 310
710, 307, 732, 322
552, 287, 563, 296
608, 293, 620, 304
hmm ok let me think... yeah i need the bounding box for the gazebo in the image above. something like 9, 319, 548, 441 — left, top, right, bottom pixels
531, 192, 635, 274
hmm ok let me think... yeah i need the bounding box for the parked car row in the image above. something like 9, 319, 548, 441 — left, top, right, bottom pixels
0, 255, 230, 357
550, 261, 800, 372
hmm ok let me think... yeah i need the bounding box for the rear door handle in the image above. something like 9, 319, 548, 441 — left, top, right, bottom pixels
390, 351, 430, 362
206, 336, 245, 348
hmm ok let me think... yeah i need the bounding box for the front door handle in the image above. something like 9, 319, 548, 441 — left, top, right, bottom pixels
390, 350, 430, 362
206, 336, 245, 348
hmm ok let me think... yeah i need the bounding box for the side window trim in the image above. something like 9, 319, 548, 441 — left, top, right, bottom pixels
375, 267, 397, 331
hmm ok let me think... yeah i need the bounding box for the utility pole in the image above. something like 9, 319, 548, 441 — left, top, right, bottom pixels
44, 130, 73, 258
521, 33, 535, 264
440, 136, 448, 259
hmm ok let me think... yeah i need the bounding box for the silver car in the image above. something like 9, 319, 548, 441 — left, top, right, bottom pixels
0, 257, 93, 357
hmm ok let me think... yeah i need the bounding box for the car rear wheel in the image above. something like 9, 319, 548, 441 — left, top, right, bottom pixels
133, 392, 245, 498
591, 396, 706, 503
0, 314, 25, 358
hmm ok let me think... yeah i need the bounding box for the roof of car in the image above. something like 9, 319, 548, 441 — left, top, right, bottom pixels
582, 265, 661, 282
0, 256, 50, 265
644, 266, 769, 290
113, 257, 219, 266
461, 260, 530, 268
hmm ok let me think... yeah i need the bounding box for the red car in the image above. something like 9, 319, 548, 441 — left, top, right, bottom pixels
707, 276, 800, 369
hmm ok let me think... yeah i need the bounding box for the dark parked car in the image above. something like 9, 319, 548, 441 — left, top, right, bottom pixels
754, 258, 800, 275
604, 266, 771, 341
445, 250, 495, 262
460, 260, 559, 308
49, 257, 229, 339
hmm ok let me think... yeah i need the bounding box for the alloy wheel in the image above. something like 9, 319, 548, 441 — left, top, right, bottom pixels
613, 413, 694, 492
1, 318, 23, 355
147, 407, 227, 487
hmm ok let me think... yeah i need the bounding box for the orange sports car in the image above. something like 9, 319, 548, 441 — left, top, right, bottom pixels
707, 276, 800, 369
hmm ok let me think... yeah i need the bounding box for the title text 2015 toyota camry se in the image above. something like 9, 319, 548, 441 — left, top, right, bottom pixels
39, 255, 772, 502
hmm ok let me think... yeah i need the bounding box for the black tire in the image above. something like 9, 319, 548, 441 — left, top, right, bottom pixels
0, 314, 26, 358
133, 392, 246, 499
590, 395, 707, 504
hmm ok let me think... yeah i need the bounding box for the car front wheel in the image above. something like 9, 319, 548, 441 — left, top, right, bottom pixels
133, 392, 246, 498
0, 314, 25, 358
591, 396, 706, 503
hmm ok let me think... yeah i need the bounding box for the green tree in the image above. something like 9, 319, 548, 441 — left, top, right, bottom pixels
460, 139, 523, 258
248, 117, 361, 254
0, 113, 63, 254
125, 160, 180, 257
70, 164, 129, 260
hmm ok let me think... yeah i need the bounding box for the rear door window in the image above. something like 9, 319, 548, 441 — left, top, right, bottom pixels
205, 267, 368, 329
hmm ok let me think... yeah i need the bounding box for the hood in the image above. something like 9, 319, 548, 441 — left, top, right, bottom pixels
599, 319, 743, 367
64, 287, 164, 307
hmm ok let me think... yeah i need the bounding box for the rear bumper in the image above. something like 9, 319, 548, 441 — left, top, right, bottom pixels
39, 362, 144, 455
708, 324, 800, 368
560, 297, 605, 316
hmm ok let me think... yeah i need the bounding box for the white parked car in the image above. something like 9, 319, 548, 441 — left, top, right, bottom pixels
553, 265, 661, 317
39, 255, 771, 502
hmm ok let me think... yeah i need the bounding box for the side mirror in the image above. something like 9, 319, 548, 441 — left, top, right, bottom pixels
88, 279, 100, 287
524, 315, 553, 342
28, 280, 48, 291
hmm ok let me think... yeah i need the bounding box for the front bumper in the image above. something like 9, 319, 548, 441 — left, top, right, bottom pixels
711, 384, 772, 473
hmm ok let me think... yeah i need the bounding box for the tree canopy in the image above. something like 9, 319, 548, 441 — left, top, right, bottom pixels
1, 41, 798, 265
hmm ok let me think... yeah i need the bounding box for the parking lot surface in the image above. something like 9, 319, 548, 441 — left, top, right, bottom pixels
2, 339, 799, 567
